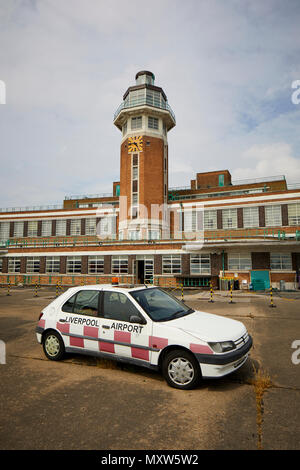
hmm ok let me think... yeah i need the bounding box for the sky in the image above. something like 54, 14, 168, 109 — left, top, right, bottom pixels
1, 0, 300, 209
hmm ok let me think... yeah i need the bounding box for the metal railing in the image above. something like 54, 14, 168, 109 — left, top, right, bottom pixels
1, 228, 299, 250
65, 193, 114, 200
114, 98, 176, 123
0, 204, 63, 213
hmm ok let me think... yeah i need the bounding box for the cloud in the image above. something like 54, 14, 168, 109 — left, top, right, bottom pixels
0, 0, 300, 207
232, 143, 300, 182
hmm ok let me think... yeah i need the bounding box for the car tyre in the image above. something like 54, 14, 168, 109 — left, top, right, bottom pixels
162, 349, 201, 390
43, 331, 65, 361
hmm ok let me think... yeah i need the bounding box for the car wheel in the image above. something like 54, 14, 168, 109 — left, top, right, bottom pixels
162, 349, 201, 390
43, 331, 65, 361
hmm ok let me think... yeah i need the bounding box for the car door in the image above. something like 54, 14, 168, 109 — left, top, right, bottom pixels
58, 289, 101, 353
98, 290, 153, 364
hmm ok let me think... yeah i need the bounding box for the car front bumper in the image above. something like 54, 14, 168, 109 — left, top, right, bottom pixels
194, 335, 253, 378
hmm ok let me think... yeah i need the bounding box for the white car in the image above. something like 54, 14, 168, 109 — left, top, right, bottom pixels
36, 285, 252, 390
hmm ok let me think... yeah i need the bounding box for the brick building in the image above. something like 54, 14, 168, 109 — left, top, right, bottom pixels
1, 71, 300, 290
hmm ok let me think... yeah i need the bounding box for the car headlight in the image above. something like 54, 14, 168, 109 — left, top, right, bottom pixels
208, 341, 236, 353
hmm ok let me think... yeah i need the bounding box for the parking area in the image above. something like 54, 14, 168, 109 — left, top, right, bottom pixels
0, 285, 299, 450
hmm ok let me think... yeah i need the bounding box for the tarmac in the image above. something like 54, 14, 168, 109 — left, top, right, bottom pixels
0, 285, 299, 450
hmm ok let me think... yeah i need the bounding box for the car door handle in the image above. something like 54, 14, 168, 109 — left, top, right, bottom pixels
59, 318, 66, 323
102, 325, 110, 329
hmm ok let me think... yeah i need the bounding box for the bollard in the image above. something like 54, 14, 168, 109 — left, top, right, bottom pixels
181, 283, 184, 302
208, 282, 214, 303
56, 282, 59, 298
7, 280, 11, 296
269, 286, 276, 308
229, 284, 234, 304
34, 283, 38, 297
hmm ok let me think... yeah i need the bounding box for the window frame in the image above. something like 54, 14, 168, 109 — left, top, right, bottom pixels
270, 253, 292, 271
288, 203, 300, 226
88, 256, 104, 274
8, 257, 21, 273
61, 289, 101, 317
243, 206, 259, 228
131, 116, 142, 130
26, 257, 40, 274
228, 253, 252, 271
265, 205, 282, 227
67, 256, 82, 274
99, 290, 146, 323
46, 256, 60, 274
190, 254, 211, 275
162, 255, 182, 274
111, 255, 129, 274
222, 208, 238, 229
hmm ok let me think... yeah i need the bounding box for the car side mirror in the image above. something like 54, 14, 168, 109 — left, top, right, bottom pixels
129, 315, 146, 325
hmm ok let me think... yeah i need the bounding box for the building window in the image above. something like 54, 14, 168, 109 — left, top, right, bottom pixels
162, 255, 181, 274
288, 203, 300, 226
243, 207, 259, 228
97, 216, 115, 239
204, 210, 217, 230
148, 116, 159, 130
26, 257, 40, 273
56, 219, 66, 236
28, 220, 38, 237
190, 254, 211, 274
88, 256, 104, 274
122, 120, 127, 136
128, 89, 145, 106
112, 255, 128, 274
148, 230, 160, 240
0, 258, 2, 272
132, 153, 139, 219
131, 116, 142, 130
128, 230, 141, 240
228, 253, 251, 271
46, 256, 60, 273
8, 257, 21, 273
13, 221, 24, 238
146, 89, 162, 107
41, 220, 52, 237
67, 256, 82, 274
184, 210, 197, 232
265, 205, 282, 227
0, 222, 10, 241
270, 253, 292, 270
222, 209, 237, 229
85, 218, 96, 236
70, 219, 81, 236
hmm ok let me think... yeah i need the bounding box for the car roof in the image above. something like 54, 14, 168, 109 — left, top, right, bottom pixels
65, 284, 156, 293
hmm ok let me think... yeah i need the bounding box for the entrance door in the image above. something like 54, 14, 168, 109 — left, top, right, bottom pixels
251, 270, 270, 291
137, 260, 145, 284
135, 256, 154, 284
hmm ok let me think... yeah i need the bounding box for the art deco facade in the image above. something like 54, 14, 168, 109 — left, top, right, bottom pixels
1, 71, 300, 291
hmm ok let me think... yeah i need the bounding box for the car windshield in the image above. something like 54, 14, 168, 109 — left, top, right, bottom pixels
130, 287, 194, 322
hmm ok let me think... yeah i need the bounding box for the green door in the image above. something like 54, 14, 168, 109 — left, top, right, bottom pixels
250, 270, 270, 291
